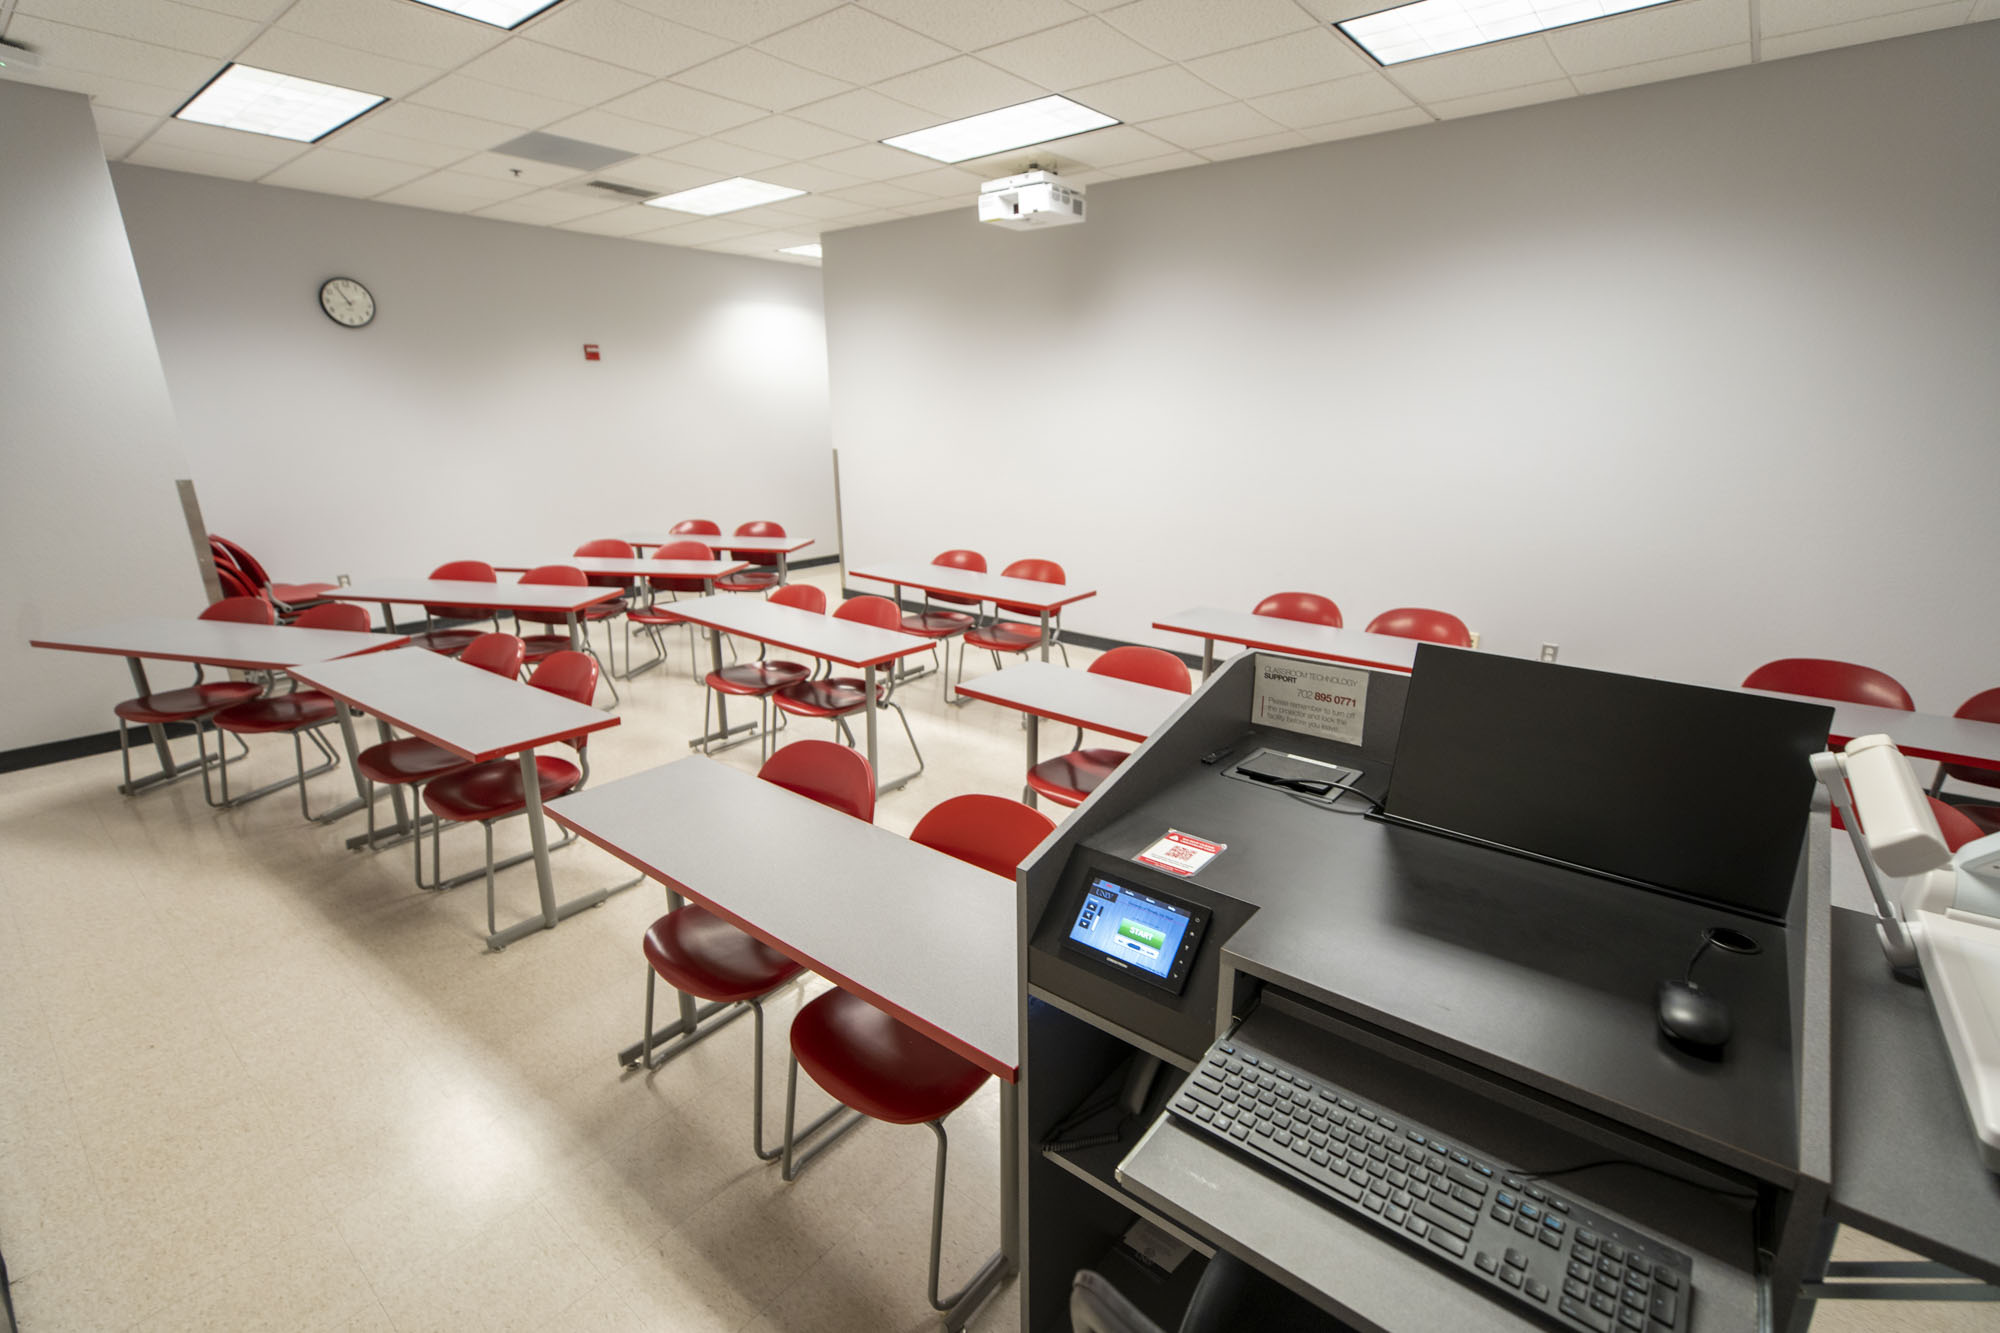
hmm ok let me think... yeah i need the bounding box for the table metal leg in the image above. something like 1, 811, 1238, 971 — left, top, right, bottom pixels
129, 658, 179, 777
1201, 638, 1216, 680
485, 745, 638, 950
688, 625, 761, 752
1038, 610, 1051, 663
940, 1075, 1020, 1331
116, 656, 232, 796
865, 663, 880, 780
342, 710, 422, 851
1022, 714, 1039, 808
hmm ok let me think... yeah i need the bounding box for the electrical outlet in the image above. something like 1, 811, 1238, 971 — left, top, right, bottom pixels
1468, 630, 1480, 650
1539, 643, 1559, 662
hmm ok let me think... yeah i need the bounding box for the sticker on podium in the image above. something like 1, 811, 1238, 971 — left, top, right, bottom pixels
1136, 829, 1226, 877
1252, 654, 1368, 745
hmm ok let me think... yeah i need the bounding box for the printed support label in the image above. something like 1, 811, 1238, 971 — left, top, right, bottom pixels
1251, 654, 1369, 745
1136, 829, 1226, 878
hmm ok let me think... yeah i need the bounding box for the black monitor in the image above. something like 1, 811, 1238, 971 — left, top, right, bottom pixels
1381, 645, 1834, 921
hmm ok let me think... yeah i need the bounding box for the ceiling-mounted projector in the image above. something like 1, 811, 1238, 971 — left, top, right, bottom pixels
978, 170, 1084, 230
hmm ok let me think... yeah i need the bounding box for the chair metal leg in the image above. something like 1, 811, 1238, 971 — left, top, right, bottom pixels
778, 1053, 866, 1182
626, 966, 757, 1071
925, 1118, 1009, 1326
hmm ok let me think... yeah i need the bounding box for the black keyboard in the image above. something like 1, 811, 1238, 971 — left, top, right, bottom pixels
1167, 1036, 1695, 1333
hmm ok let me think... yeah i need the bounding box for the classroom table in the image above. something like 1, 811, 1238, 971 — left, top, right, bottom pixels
953, 662, 1190, 808
1745, 689, 2000, 776
660, 593, 934, 795
629, 534, 815, 583
1153, 606, 1425, 679
545, 755, 1019, 1329
31, 616, 406, 795
289, 648, 625, 950
488, 556, 748, 582
851, 560, 1097, 696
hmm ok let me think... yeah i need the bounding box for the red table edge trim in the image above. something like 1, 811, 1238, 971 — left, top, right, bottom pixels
661, 610, 936, 668
488, 561, 751, 576
1150, 620, 1416, 674
951, 683, 1158, 744
28, 633, 410, 671
285, 672, 622, 763
850, 570, 1098, 611
545, 808, 1017, 1083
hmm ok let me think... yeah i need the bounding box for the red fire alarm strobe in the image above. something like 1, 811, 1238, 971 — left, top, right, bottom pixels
583, 344, 600, 361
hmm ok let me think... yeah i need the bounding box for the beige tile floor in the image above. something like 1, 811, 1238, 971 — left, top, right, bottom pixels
0, 566, 1992, 1332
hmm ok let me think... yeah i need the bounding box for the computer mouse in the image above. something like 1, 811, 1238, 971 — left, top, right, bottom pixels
1656, 980, 1732, 1050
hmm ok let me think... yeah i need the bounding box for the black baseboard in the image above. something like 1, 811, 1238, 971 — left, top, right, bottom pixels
844, 587, 1206, 670
0, 722, 200, 775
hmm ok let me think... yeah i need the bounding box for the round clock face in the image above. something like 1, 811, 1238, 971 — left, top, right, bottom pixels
319, 277, 375, 327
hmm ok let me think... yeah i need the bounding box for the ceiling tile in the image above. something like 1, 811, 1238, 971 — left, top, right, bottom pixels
329, 125, 474, 167
274, 0, 506, 68
854, 0, 1088, 49
475, 190, 622, 224
1184, 27, 1370, 97
31, 67, 192, 116
451, 150, 590, 186
91, 105, 162, 140
715, 115, 863, 159
810, 141, 932, 180
176, 0, 291, 18
1762, 0, 1966, 34
457, 39, 654, 103
1069, 65, 1232, 122
893, 196, 965, 216
1543, 0, 1749, 74
124, 141, 279, 180
789, 87, 937, 139
776, 191, 877, 217
145, 117, 317, 164
599, 155, 715, 191
717, 202, 812, 228
829, 180, 930, 207
7, 16, 221, 89
1250, 73, 1414, 128
1198, 128, 1310, 161
1098, 0, 1317, 61
408, 73, 587, 128
542, 109, 696, 155
98, 134, 142, 159
1762, 3, 1973, 57
888, 165, 989, 196
871, 56, 1046, 118
1568, 43, 1749, 95
657, 137, 789, 174
1429, 78, 1576, 120
757, 7, 956, 85
755, 160, 867, 192
618, 0, 845, 44
673, 48, 851, 111
1032, 122, 1178, 166
17, 0, 258, 58
979, 17, 1165, 88
364, 101, 520, 151
521, 2, 734, 77
1107, 148, 1205, 177
601, 80, 766, 135
237, 28, 443, 98
643, 214, 760, 243
376, 170, 533, 211
259, 148, 433, 196
1296, 105, 1431, 142
1140, 102, 1287, 150
556, 207, 673, 236
1974, 0, 2000, 17
1385, 36, 1571, 102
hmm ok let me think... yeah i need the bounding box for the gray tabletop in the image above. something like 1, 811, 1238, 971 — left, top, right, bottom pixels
954, 662, 1187, 742
1153, 608, 1423, 673
289, 646, 619, 763
1747, 689, 2000, 773
1826, 906, 2000, 1280
31, 617, 407, 670
489, 557, 749, 579
631, 534, 814, 555
660, 593, 933, 669
851, 561, 1097, 612
328, 578, 623, 614
546, 756, 1017, 1077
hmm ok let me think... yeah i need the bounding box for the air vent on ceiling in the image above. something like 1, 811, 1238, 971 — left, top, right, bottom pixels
584, 179, 658, 200
493, 131, 631, 171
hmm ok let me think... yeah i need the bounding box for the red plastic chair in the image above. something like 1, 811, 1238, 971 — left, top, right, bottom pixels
635, 740, 875, 1162
355, 633, 526, 881
1253, 591, 1342, 628
715, 520, 788, 593
1742, 659, 1915, 711
110, 596, 274, 795
625, 539, 718, 677
213, 561, 264, 604
1931, 796, 1985, 853
209, 535, 339, 610
772, 596, 923, 778
958, 558, 1071, 693
407, 560, 498, 656
669, 519, 721, 541
1026, 647, 1192, 809
420, 651, 600, 933
780, 793, 1055, 1316
1365, 607, 1472, 647
1930, 688, 2000, 798
698, 583, 826, 759
208, 602, 372, 819
514, 565, 617, 706
898, 550, 986, 695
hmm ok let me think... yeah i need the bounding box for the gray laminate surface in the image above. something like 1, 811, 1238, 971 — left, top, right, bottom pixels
851, 561, 1097, 611
660, 594, 932, 669
1748, 690, 2000, 771
489, 558, 748, 579
546, 756, 1016, 1076
954, 663, 1187, 741
1153, 608, 1423, 673
31, 617, 406, 670
328, 578, 622, 613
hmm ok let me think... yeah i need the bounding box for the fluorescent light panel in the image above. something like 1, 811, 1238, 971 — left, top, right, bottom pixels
405, 0, 565, 29
645, 177, 805, 216
1339, 0, 1676, 65
779, 244, 822, 259
883, 95, 1117, 164
175, 63, 385, 143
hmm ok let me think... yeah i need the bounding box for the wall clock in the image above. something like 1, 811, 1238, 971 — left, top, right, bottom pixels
319, 276, 375, 328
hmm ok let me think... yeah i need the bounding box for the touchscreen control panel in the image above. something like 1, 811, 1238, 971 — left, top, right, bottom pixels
1059, 872, 1210, 995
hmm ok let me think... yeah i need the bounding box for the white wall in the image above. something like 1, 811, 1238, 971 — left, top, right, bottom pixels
0, 82, 201, 752
824, 25, 2000, 711
111, 165, 834, 598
